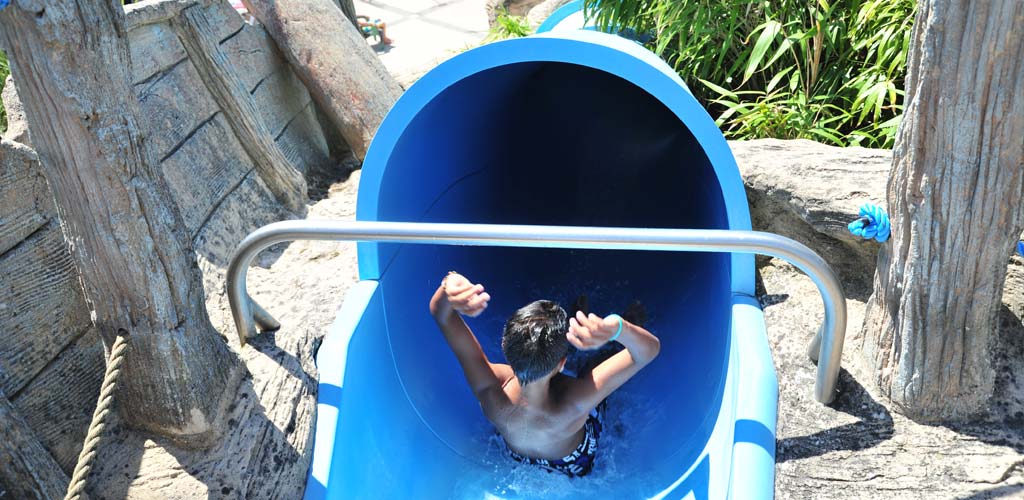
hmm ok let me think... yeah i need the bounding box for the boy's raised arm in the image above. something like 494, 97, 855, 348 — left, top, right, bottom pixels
564, 311, 661, 415
429, 273, 509, 398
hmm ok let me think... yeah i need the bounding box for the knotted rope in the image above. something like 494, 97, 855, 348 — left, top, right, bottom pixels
848, 203, 891, 243
64, 332, 129, 500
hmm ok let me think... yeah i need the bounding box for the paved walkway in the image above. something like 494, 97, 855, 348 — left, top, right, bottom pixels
354, 0, 492, 84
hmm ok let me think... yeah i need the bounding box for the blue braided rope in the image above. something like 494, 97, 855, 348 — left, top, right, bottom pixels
848, 203, 890, 243
0, 0, 9, 10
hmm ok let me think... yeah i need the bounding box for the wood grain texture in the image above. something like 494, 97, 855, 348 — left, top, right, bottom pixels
0, 139, 49, 256
158, 113, 254, 236
126, 0, 241, 85
275, 102, 334, 176
0, 218, 90, 397
219, 17, 289, 93
0, 0, 241, 446
862, 0, 1024, 421
11, 327, 104, 474
134, 56, 222, 163
170, 4, 307, 213
0, 387, 68, 500
242, 0, 402, 160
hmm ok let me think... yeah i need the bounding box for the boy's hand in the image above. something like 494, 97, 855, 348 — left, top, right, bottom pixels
567, 311, 621, 350
443, 273, 490, 318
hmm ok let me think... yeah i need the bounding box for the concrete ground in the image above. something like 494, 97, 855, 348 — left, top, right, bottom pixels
353, 0, 492, 85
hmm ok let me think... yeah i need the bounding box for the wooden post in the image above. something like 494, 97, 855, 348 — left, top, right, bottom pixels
862, 1, 1024, 420
242, 0, 402, 161
0, 1, 241, 446
170, 4, 307, 213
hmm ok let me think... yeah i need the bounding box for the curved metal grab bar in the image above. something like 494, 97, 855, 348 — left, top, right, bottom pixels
226, 220, 846, 404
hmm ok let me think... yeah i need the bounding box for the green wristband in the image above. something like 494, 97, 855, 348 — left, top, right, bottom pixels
607, 314, 623, 342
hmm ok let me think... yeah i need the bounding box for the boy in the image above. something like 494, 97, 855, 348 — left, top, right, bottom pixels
429, 272, 660, 477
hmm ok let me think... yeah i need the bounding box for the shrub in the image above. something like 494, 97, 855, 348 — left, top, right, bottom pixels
487, 10, 533, 41
584, 0, 915, 148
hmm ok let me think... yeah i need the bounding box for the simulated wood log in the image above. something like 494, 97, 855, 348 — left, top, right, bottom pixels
12, 327, 104, 473
0, 1, 241, 447
170, 4, 307, 213
0, 139, 48, 256
861, 1, 1024, 421
0, 387, 69, 500
332, 0, 358, 28
242, 0, 402, 161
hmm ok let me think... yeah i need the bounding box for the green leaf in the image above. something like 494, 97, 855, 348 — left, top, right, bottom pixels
765, 66, 794, 94
698, 78, 738, 100
743, 20, 782, 84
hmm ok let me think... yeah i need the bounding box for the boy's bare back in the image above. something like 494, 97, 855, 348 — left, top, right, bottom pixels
429, 272, 660, 473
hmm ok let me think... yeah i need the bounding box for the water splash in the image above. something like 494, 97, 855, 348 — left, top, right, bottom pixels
454, 390, 662, 499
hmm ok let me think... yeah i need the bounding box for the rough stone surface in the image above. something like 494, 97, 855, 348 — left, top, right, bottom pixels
1, 77, 29, 145
763, 255, 1024, 499
736, 139, 1023, 496
525, 0, 575, 26
732, 138, 890, 289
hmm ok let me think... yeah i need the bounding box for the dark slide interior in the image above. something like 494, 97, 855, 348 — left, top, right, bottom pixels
353, 62, 735, 491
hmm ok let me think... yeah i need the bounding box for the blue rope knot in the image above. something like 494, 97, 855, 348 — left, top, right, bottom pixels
848, 203, 890, 243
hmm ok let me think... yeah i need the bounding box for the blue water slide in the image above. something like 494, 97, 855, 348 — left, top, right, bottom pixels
299, 21, 796, 500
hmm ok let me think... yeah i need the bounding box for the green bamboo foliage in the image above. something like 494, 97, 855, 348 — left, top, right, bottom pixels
585, 0, 914, 147
0, 50, 8, 134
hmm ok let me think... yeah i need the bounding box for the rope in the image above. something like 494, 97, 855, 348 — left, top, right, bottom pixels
64, 333, 130, 500
848, 203, 891, 243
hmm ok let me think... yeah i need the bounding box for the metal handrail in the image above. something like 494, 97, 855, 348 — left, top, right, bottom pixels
226, 220, 846, 404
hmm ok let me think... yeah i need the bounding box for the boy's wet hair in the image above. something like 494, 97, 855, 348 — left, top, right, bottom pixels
501, 300, 570, 386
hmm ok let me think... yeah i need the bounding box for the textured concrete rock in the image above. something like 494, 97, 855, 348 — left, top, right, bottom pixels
762, 255, 1024, 499
1, 77, 29, 145
526, 0, 575, 26
731, 138, 890, 289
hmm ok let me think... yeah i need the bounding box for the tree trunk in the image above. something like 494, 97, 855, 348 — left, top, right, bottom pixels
242, 0, 402, 161
862, 1, 1024, 421
0, 1, 241, 447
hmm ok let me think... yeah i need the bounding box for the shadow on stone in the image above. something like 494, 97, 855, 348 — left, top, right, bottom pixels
759, 293, 790, 308
777, 369, 894, 463
954, 483, 1024, 500
86, 329, 318, 498
938, 305, 1024, 459
248, 331, 318, 396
